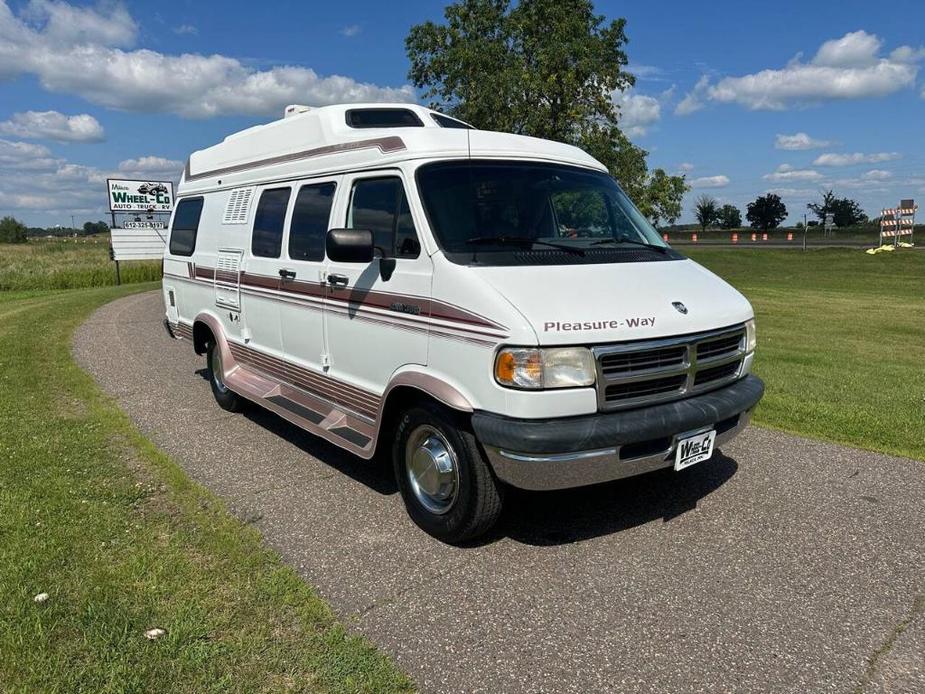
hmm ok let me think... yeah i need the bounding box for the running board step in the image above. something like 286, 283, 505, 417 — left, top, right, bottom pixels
266, 394, 371, 447
267, 394, 325, 425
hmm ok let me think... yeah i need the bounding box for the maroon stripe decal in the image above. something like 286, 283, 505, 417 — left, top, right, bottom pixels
190, 265, 508, 338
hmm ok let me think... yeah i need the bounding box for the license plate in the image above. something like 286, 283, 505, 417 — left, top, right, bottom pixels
674, 429, 716, 471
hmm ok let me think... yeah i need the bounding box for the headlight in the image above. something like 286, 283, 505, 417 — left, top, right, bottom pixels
745, 318, 757, 353
494, 347, 595, 389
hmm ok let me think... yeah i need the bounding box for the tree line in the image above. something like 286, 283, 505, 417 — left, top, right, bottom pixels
0, 216, 110, 243
693, 190, 870, 232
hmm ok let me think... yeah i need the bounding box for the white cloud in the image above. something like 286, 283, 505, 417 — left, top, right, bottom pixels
0, 1, 414, 118
775, 132, 831, 150
676, 30, 923, 112
118, 155, 183, 179
628, 64, 665, 80
0, 110, 104, 142
340, 24, 361, 37
813, 151, 901, 166
0, 138, 61, 170
173, 24, 197, 36
690, 175, 730, 188
0, 146, 181, 216
674, 75, 709, 115
812, 30, 882, 68
862, 169, 892, 180
677, 162, 694, 172
612, 89, 661, 137
763, 165, 823, 182
21, 0, 137, 48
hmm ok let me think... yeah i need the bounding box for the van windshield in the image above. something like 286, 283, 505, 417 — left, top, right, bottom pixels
416, 160, 680, 266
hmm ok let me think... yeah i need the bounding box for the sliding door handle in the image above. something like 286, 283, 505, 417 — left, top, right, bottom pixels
279, 268, 296, 280
327, 273, 349, 287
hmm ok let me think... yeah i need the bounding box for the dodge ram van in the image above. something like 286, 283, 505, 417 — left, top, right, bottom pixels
163, 103, 764, 542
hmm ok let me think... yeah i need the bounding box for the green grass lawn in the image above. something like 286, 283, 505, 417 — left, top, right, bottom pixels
0, 285, 411, 693
0, 240, 160, 290
687, 248, 925, 461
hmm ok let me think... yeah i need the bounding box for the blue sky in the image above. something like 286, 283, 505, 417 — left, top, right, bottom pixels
1, 0, 923, 226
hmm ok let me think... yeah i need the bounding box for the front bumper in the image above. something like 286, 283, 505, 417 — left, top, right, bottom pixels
472, 374, 764, 491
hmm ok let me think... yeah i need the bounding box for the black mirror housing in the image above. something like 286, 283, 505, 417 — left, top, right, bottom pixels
326, 228, 374, 263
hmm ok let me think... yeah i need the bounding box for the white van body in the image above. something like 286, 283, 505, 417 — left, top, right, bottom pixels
163, 103, 763, 541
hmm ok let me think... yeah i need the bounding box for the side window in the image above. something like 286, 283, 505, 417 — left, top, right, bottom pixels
348, 178, 421, 259
251, 187, 291, 258
288, 182, 336, 261
168, 197, 204, 256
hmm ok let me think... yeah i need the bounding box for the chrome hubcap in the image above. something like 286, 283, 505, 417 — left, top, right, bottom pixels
405, 425, 459, 515
210, 347, 228, 394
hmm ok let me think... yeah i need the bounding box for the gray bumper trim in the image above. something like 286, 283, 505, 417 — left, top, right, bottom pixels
473, 375, 763, 491
483, 413, 749, 491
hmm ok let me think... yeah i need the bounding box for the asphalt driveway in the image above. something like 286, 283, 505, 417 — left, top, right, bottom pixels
74, 291, 924, 693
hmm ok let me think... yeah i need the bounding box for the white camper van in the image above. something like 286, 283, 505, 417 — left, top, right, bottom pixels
163, 103, 763, 542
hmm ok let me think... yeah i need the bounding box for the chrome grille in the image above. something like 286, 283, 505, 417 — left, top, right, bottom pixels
592, 325, 746, 411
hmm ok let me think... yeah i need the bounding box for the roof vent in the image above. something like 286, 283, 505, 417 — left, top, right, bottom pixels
223, 187, 255, 224
284, 104, 312, 118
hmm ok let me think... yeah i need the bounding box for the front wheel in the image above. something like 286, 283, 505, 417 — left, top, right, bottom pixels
393, 404, 503, 543
207, 341, 244, 412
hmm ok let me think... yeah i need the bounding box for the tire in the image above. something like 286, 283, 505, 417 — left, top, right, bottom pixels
206, 341, 244, 412
393, 403, 503, 543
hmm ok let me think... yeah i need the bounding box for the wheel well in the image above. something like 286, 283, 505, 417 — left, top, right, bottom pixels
374, 385, 470, 460
192, 321, 214, 355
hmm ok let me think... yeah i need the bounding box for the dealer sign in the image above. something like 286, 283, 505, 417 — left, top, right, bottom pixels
107, 179, 174, 213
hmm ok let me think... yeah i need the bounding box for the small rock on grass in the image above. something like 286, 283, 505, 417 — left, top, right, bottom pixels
144, 628, 166, 640
33, 592, 49, 603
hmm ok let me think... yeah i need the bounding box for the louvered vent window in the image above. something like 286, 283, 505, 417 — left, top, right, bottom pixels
222, 187, 255, 224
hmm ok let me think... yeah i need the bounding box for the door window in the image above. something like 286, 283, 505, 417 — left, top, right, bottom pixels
348, 178, 421, 258
288, 182, 336, 261
251, 187, 291, 258
168, 197, 204, 256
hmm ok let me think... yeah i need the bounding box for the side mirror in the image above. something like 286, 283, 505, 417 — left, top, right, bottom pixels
326, 228, 374, 263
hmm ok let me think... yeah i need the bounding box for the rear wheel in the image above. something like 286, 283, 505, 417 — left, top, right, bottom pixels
393, 403, 503, 543
207, 341, 243, 412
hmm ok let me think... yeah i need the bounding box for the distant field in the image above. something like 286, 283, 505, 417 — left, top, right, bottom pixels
687, 247, 925, 461
667, 225, 899, 246
0, 239, 160, 291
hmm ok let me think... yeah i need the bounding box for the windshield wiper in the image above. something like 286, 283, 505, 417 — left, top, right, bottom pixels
465, 235, 585, 255
589, 237, 669, 253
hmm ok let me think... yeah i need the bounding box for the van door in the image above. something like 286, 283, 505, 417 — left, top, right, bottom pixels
239, 185, 292, 357
323, 172, 432, 414
278, 178, 338, 377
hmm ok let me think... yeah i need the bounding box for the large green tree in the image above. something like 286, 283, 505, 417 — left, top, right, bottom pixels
718, 204, 742, 229
808, 190, 867, 227
0, 216, 28, 244
746, 194, 787, 231
405, 0, 687, 223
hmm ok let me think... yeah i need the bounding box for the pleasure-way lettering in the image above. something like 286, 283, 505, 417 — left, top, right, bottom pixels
162, 103, 764, 542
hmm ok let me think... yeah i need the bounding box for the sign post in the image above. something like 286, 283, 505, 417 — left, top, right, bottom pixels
105, 180, 174, 283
